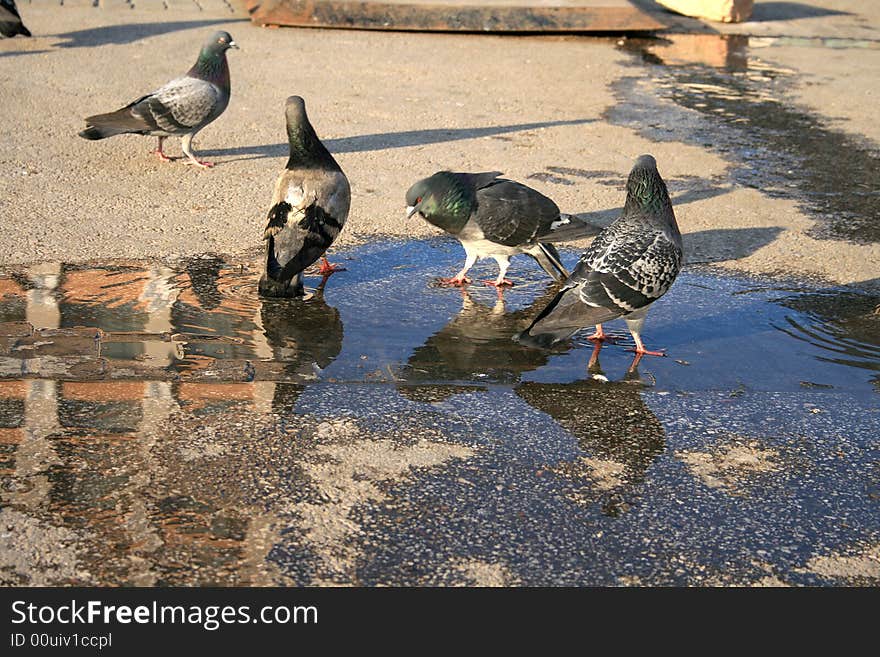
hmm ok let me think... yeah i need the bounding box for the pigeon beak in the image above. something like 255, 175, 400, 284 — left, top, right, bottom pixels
229, 41, 240, 50
406, 205, 418, 219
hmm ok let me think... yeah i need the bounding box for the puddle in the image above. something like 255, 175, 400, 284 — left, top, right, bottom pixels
611, 34, 880, 244
1, 240, 878, 585
1, 239, 877, 393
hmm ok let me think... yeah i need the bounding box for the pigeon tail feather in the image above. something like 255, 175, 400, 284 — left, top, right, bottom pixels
538, 213, 604, 243
79, 108, 151, 140
519, 285, 619, 348
529, 243, 568, 282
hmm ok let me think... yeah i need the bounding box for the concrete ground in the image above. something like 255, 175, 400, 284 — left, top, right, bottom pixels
1, 0, 878, 288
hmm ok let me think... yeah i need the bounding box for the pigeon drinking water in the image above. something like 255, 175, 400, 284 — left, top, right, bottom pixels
78, 31, 237, 168
405, 171, 572, 287
517, 155, 682, 356
258, 96, 351, 298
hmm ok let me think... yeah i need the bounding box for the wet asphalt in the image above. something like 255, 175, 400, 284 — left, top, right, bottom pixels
1, 239, 878, 585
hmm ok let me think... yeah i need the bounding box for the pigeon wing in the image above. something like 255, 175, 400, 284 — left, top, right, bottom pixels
131, 76, 221, 134
573, 224, 682, 315
473, 180, 561, 247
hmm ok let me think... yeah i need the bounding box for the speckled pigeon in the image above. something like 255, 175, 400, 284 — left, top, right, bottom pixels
405, 171, 571, 287
78, 31, 237, 168
258, 96, 351, 298
0, 0, 30, 37
518, 155, 682, 356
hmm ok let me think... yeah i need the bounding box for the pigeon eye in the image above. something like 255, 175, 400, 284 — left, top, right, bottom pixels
416, 196, 422, 204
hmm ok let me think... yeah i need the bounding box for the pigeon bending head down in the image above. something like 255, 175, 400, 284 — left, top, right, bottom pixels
258, 96, 351, 298
78, 30, 238, 168
404, 171, 570, 288
0, 0, 30, 38
517, 154, 682, 357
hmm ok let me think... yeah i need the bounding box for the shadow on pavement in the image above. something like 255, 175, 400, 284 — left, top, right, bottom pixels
202, 118, 596, 161
52, 19, 245, 49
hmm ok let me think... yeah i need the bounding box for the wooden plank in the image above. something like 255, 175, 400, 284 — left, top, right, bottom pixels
247, 0, 666, 32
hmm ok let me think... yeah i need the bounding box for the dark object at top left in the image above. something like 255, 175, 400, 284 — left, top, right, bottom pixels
0, 0, 30, 38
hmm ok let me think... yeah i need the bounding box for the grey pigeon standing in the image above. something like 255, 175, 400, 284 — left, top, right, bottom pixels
0, 0, 30, 37
405, 171, 571, 287
258, 96, 351, 298
518, 155, 682, 356
78, 31, 237, 168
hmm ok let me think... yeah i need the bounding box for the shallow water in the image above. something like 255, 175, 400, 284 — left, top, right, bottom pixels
1, 239, 878, 585
612, 34, 880, 244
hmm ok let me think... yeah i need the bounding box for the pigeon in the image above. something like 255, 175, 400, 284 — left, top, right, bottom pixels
405, 171, 571, 287
258, 96, 351, 298
518, 154, 682, 356
78, 31, 237, 168
0, 0, 29, 37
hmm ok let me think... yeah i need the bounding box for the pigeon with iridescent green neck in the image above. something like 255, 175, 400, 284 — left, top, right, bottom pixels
0, 0, 30, 37
78, 31, 237, 168
518, 155, 682, 356
405, 171, 570, 287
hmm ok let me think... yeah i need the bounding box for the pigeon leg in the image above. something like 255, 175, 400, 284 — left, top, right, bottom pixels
587, 343, 611, 382
626, 352, 645, 374
318, 256, 346, 275
484, 256, 514, 287
152, 137, 173, 162
587, 323, 607, 342
439, 273, 472, 287
439, 253, 476, 287
181, 132, 214, 168
628, 332, 666, 357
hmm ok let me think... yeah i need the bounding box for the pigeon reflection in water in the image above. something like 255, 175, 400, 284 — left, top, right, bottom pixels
515, 346, 665, 517
399, 284, 569, 401
260, 281, 344, 412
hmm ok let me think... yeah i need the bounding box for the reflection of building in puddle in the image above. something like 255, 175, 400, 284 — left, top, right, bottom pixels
0, 374, 290, 585
0, 259, 347, 584
515, 351, 665, 516
59, 382, 144, 432
0, 274, 27, 324
635, 34, 749, 70
59, 264, 178, 367
175, 382, 261, 414
398, 286, 566, 400
27, 263, 60, 330
0, 380, 25, 477
172, 260, 262, 364
2, 256, 468, 585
